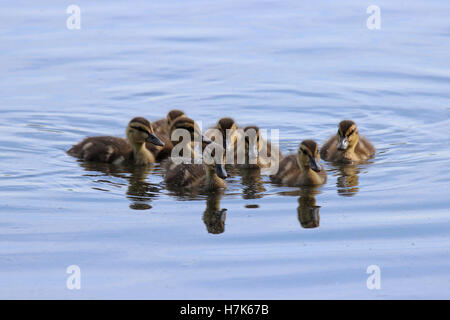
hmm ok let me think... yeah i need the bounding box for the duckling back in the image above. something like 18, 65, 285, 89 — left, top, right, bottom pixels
67, 136, 132, 164
164, 139, 227, 191
270, 154, 301, 186
354, 137, 375, 160
164, 161, 207, 189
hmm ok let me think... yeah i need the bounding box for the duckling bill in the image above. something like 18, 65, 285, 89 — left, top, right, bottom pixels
67, 117, 163, 165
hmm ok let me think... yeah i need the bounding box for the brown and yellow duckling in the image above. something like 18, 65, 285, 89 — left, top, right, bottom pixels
320, 120, 375, 163
205, 117, 242, 154
206, 119, 281, 169
236, 125, 282, 169
164, 117, 226, 190
146, 109, 186, 160
167, 116, 212, 160
164, 142, 228, 191
67, 117, 164, 165
270, 140, 326, 186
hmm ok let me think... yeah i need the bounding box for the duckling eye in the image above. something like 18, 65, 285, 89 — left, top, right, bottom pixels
347, 129, 355, 137
301, 149, 307, 155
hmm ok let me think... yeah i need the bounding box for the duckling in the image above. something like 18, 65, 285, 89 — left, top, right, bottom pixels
146, 109, 186, 160
320, 120, 375, 163
164, 142, 227, 191
206, 117, 241, 151
235, 125, 282, 170
270, 140, 326, 186
167, 116, 212, 160
67, 117, 164, 165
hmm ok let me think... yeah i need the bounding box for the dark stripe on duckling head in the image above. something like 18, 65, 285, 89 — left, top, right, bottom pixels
244, 125, 260, 132
170, 117, 195, 130
169, 117, 202, 140
130, 125, 151, 136
338, 120, 356, 136
130, 117, 151, 127
300, 139, 318, 156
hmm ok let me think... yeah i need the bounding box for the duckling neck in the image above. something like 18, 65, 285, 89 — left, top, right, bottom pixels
299, 164, 323, 185
305, 168, 323, 185
205, 167, 226, 190
343, 137, 359, 158
131, 142, 155, 165
342, 144, 358, 159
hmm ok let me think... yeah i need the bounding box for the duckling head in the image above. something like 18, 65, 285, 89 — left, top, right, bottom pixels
126, 117, 164, 147
169, 117, 212, 161
203, 142, 228, 179
297, 140, 322, 172
244, 125, 262, 161
169, 117, 210, 146
217, 117, 238, 149
337, 120, 359, 151
166, 109, 186, 126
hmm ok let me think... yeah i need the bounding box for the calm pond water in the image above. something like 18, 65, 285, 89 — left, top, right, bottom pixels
1, 0, 449, 299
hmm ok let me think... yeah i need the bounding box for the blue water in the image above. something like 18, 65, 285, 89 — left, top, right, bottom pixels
0, 0, 449, 299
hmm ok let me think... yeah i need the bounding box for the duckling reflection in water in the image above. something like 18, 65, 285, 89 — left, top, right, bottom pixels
77, 162, 160, 210
67, 117, 164, 165
276, 187, 321, 229
321, 120, 375, 163
335, 163, 360, 197
202, 191, 227, 234
240, 167, 266, 199
297, 188, 321, 229
126, 165, 161, 210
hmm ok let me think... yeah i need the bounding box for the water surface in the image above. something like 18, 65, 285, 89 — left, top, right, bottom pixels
1, 0, 449, 299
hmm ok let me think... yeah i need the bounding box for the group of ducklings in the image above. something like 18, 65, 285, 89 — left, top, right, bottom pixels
68, 110, 375, 191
